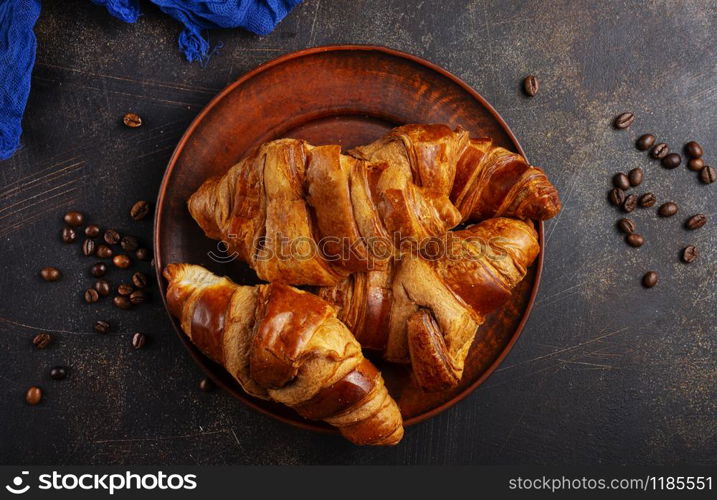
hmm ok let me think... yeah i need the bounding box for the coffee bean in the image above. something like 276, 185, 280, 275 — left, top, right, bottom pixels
104, 229, 121, 245
50, 366, 67, 380
523, 75, 539, 96
636, 134, 655, 151
658, 202, 678, 217
123, 112, 142, 128
61, 226, 76, 243
642, 271, 658, 288
25, 386, 42, 405
32, 333, 52, 349
117, 283, 134, 296
614, 112, 634, 129
628, 167, 643, 187
131, 332, 146, 350
661, 153, 681, 169
622, 193, 638, 213
687, 158, 705, 171
84, 288, 99, 304
130, 200, 151, 221
638, 192, 656, 207
90, 262, 107, 277
684, 141, 703, 158
113, 254, 131, 269
94, 279, 111, 297
626, 233, 645, 247
650, 143, 669, 159
113, 295, 131, 310
135, 247, 151, 261
129, 290, 146, 305
609, 188, 625, 206
85, 224, 101, 238
700, 166, 716, 184
94, 320, 110, 334
682, 245, 699, 263
40, 266, 61, 282
685, 214, 706, 230
96, 244, 113, 259
63, 211, 85, 227
131, 271, 149, 288
199, 377, 215, 393
120, 235, 139, 251
82, 238, 96, 257
613, 172, 630, 190
617, 218, 636, 234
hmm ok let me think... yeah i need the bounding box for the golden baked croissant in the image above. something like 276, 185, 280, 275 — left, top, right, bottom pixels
163, 263, 404, 445
318, 217, 540, 392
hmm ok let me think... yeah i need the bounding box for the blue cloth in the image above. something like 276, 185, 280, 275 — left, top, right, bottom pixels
0, 0, 303, 160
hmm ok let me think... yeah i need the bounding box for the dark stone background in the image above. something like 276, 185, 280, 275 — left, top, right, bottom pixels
1, 0, 715, 465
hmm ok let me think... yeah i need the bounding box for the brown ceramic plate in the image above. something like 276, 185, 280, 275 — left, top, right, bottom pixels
154, 45, 544, 433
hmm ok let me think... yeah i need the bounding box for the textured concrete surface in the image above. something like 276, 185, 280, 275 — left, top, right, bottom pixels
0, 0, 715, 464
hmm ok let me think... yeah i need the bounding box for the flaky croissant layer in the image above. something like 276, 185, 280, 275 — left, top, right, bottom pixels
163, 263, 404, 446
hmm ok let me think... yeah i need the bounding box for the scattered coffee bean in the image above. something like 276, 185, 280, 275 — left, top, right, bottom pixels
613, 172, 630, 190
85, 224, 101, 238
642, 271, 658, 288
94, 279, 111, 297
199, 377, 215, 393
90, 262, 107, 277
614, 112, 635, 129
113, 254, 131, 269
636, 134, 655, 151
117, 283, 134, 296
135, 247, 151, 261
113, 295, 131, 310
50, 366, 67, 380
687, 158, 705, 171
82, 238, 96, 257
609, 188, 625, 206
131, 271, 149, 289
523, 75, 539, 96
682, 245, 699, 263
84, 288, 100, 304
104, 229, 121, 245
684, 141, 703, 158
622, 193, 638, 213
617, 218, 636, 234
658, 201, 678, 217
130, 200, 151, 221
32, 333, 52, 349
650, 143, 669, 159
25, 386, 42, 405
40, 266, 61, 282
96, 244, 113, 259
661, 153, 681, 169
94, 320, 110, 334
700, 166, 716, 184
638, 192, 656, 207
131, 332, 146, 350
685, 214, 707, 230
626, 233, 645, 247
628, 167, 643, 186
123, 112, 142, 128
63, 211, 85, 227
129, 290, 146, 305
120, 235, 139, 251
61, 226, 76, 243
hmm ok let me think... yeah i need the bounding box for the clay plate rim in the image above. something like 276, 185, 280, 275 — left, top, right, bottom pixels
153, 44, 545, 433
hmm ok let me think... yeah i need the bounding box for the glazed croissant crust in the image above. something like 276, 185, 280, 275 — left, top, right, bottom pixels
163, 263, 404, 445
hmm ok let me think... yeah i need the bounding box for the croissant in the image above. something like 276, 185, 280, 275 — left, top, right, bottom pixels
318, 217, 540, 392
163, 263, 404, 445
188, 124, 559, 287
